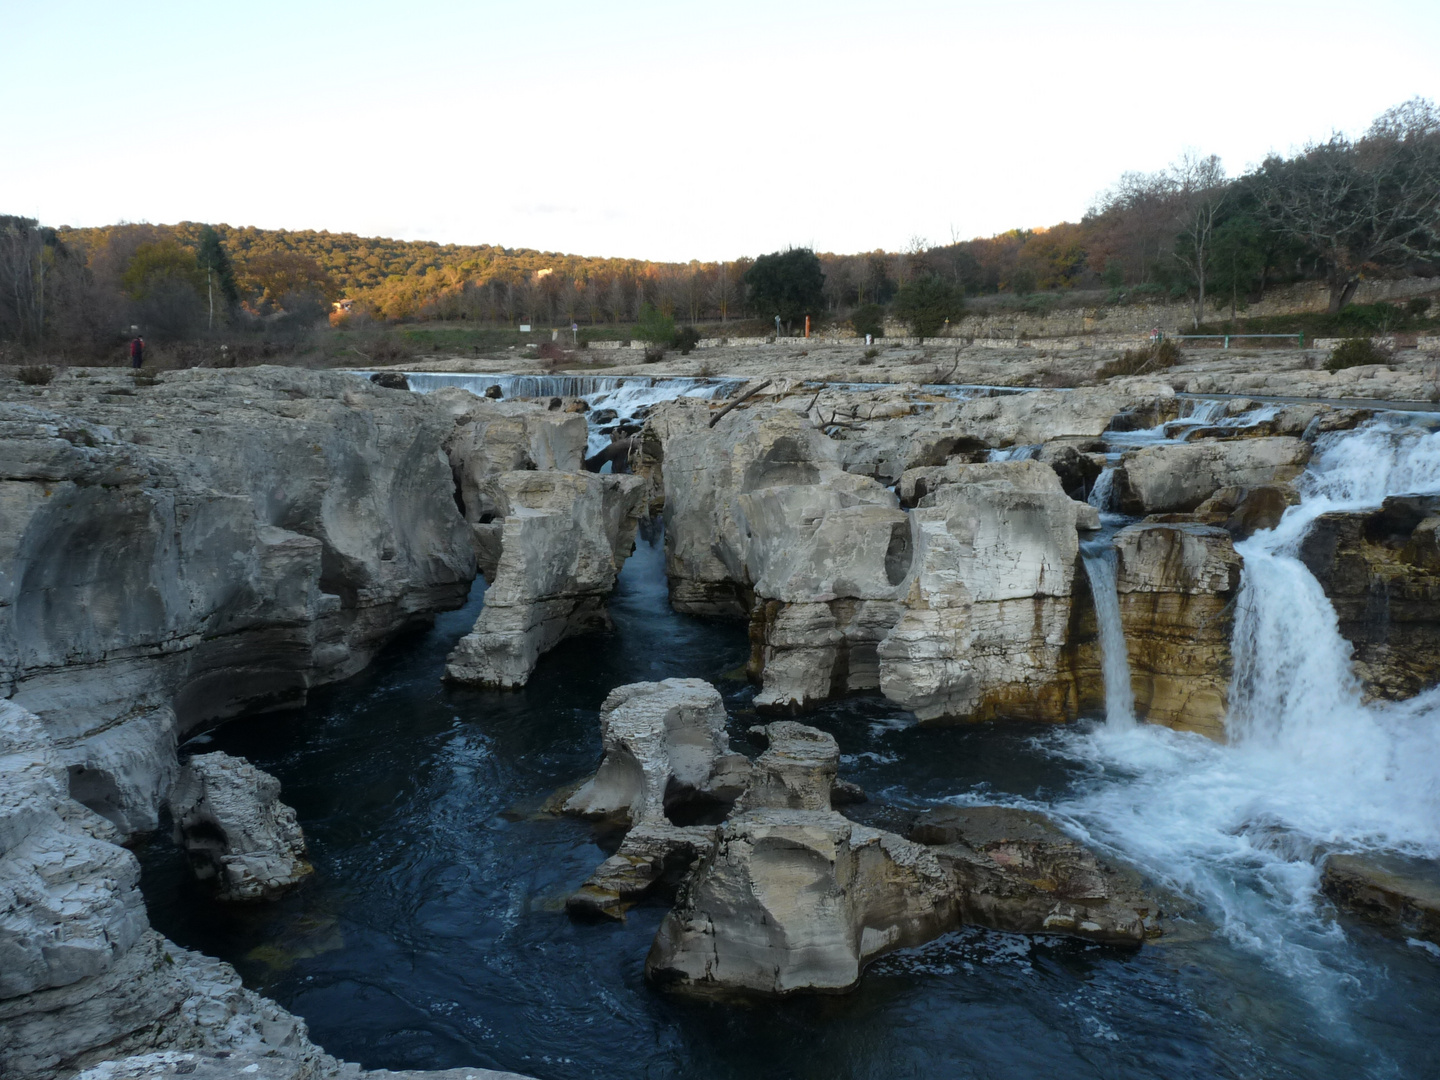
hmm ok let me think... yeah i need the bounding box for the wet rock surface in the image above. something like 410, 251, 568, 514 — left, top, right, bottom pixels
1298, 495, 1440, 700
1112, 522, 1244, 738
1321, 851, 1440, 945
1115, 436, 1312, 515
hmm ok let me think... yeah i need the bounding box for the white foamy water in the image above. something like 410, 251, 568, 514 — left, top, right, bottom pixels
364, 371, 744, 456
1080, 540, 1136, 728
1046, 415, 1440, 984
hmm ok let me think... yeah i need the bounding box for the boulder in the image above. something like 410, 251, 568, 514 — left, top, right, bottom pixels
1192, 483, 1300, 540
734, 721, 840, 812
444, 471, 645, 688
644, 799, 1160, 998
1321, 851, 1440, 944
562, 679, 749, 920
645, 809, 959, 996
1112, 523, 1243, 739
1114, 436, 1311, 515
562, 679, 749, 827
169, 753, 310, 902
1297, 495, 1440, 700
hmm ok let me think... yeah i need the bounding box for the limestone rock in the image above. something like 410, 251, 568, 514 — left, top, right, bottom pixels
877, 462, 1083, 722
1321, 851, 1440, 944
444, 471, 645, 688
170, 752, 310, 902
562, 679, 749, 827
954, 383, 1176, 446
734, 721, 840, 812
565, 821, 718, 922
1115, 436, 1311, 515
1112, 523, 1243, 738
0, 367, 477, 835
1297, 495, 1440, 700
645, 809, 959, 996
645, 801, 1159, 998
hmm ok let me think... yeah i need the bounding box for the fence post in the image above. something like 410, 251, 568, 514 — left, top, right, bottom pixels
1299, 331, 1305, 348
1224, 335, 1229, 349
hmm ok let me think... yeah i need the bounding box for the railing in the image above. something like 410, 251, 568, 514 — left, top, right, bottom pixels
1172, 332, 1306, 349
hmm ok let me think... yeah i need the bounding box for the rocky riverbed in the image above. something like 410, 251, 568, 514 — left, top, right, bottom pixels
4, 361, 1440, 1079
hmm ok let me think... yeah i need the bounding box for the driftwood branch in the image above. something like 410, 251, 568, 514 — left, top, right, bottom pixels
931, 348, 962, 384
709, 379, 773, 428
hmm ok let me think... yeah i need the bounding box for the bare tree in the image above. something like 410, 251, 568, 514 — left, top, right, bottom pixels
1170, 152, 1228, 328
1261, 97, 1440, 311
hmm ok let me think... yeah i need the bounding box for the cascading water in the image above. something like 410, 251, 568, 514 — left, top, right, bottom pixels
1087, 465, 1117, 510
1046, 415, 1440, 993
1079, 539, 1135, 728
360, 371, 746, 456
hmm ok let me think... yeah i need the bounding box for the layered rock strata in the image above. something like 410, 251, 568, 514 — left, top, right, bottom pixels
1321, 851, 1440, 944
1297, 494, 1440, 700
444, 470, 645, 688
1, 367, 477, 834
1112, 522, 1244, 738
170, 752, 311, 901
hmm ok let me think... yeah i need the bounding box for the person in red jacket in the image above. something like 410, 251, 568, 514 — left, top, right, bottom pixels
129, 336, 145, 369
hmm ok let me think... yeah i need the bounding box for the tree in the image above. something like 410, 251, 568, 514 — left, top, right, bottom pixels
894, 274, 963, 340
634, 302, 675, 345
743, 248, 825, 331
1260, 97, 1440, 311
850, 303, 885, 340
239, 251, 335, 309
195, 225, 238, 329
1170, 152, 1228, 328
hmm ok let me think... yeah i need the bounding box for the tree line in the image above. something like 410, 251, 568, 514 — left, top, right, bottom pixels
2, 98, 1435, 357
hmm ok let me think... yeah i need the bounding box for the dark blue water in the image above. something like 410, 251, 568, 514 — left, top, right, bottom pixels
137, 532, 1440, 1080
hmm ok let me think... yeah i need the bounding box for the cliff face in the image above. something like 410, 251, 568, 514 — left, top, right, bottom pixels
1, 366, 476, 834
1298, 495, 1440, 701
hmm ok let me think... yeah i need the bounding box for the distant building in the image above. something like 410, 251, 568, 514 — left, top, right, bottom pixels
332, 299, 356, 314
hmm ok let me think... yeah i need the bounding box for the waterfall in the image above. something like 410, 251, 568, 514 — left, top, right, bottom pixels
1043, 414, 1440, 983
1087, 465, 1117, 510
1080, 540, 1135, 728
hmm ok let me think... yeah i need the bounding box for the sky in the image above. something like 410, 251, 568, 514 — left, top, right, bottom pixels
3, 0, 1438, 262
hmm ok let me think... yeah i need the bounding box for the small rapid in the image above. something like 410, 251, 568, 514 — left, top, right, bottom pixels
1046, 415, 1440, 993
380, 372, 745, 455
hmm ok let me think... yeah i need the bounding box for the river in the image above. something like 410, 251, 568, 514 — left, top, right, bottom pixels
137, 402, 1440, 1080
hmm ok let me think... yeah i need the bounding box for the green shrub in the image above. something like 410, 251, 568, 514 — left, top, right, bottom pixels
894, 276, 963, 340
850, 303, 885, 340
1325, 337, 1391, 372
1408, 297, 1433, 318
673, 325, 701, 354
17, 364, 54, 385
635, 303, 676, 346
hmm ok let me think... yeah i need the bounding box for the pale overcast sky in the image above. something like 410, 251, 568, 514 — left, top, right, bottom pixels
3, 0, 1437, 262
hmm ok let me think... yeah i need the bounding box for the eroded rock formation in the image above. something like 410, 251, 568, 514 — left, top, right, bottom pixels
444, 470, 645, 688
170, 752, 311, 901
1, 367, 477, 834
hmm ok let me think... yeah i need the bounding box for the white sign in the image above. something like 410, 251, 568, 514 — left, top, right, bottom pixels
520, 324, 531, 332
